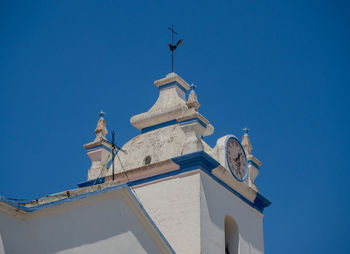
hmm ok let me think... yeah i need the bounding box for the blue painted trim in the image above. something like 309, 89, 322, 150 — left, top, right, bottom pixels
206, 169, 267, 213
126, 152, 219, 188
128, 151, 270, 213
225, 135, 249, 182
76, 150, 269, 212
141, 117, 208, 134
126, 152, 262, 212
171, 151, 270, 212
76, 151, 269, 212
86, 144, 112, 153
158, 81, 187, 93
126, 188, 176, 253
127, 165, 200, 187
179, 118, 207, 128
127, 167, 264, 213
77, 177, 105, 188
172, 151, 219, 171
126, 164, 265, 212
254, 193, 271, 210
0, 184, 129, 213
248, 160, 260, 169
141, 120, 178, 134
0, 195, 27, 211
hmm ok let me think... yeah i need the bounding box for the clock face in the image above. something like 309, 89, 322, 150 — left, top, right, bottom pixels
226, 137, 247, 181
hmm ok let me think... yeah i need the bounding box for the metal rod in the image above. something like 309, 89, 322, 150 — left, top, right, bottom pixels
112, 131, 115, 181
171, 24, 174, 72
168, 24, 182, 73
172, 25, 174, 44
172, 50, 174, 72
102, 138, 127, 153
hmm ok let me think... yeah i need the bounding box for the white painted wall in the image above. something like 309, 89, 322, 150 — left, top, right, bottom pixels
200, 173, 264, 254
134, 173, 201, 254
0, 191, 165, 254
0, 212, 22, 254
134, 170, 264, 254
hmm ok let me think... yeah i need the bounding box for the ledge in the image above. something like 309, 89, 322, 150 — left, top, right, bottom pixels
77, 177, 105, 188
254, 193, 272, 210
154, 72, 190, 91
172, 150, 220, 172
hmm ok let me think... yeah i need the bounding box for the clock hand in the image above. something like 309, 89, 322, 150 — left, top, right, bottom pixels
235, 153, 241, 163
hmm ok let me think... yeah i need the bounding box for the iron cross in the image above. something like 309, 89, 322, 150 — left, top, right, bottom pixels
168, 25, 184, 73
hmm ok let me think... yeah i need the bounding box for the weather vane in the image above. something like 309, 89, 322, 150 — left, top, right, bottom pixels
168, 24, 184, 73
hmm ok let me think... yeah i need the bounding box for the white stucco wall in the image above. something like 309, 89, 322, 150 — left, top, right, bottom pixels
200, 173, 264, 254
0, 191, 167, 254
0, 212, 22, 254
133, 170, 264, 254
134, 173, 201, 254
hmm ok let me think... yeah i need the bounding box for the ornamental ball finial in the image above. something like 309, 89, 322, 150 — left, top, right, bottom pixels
242, 127, 249, 136
190, 83, 196, 91
99, 110, 105, 120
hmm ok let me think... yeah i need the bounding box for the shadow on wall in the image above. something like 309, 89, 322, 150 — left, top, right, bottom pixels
200, 174, 264, 253
225, 215, 239, 254
0, 233, 5, 253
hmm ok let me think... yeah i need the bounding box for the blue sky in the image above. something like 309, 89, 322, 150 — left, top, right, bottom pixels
1, 1, 349, 253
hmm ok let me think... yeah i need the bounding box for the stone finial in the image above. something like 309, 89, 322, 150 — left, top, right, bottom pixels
186, 84, 200, 111
243, 127, 249, 136
99, 110, 105, 120
94, 111, 108, 142
240, 128, 262, 192
241, 127, 252, 156
84, 111, 111, 180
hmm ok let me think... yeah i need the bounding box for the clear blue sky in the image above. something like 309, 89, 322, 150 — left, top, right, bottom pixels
1, 1, 349, 253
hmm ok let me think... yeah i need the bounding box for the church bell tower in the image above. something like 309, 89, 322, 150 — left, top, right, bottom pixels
83, 72, 271, 254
